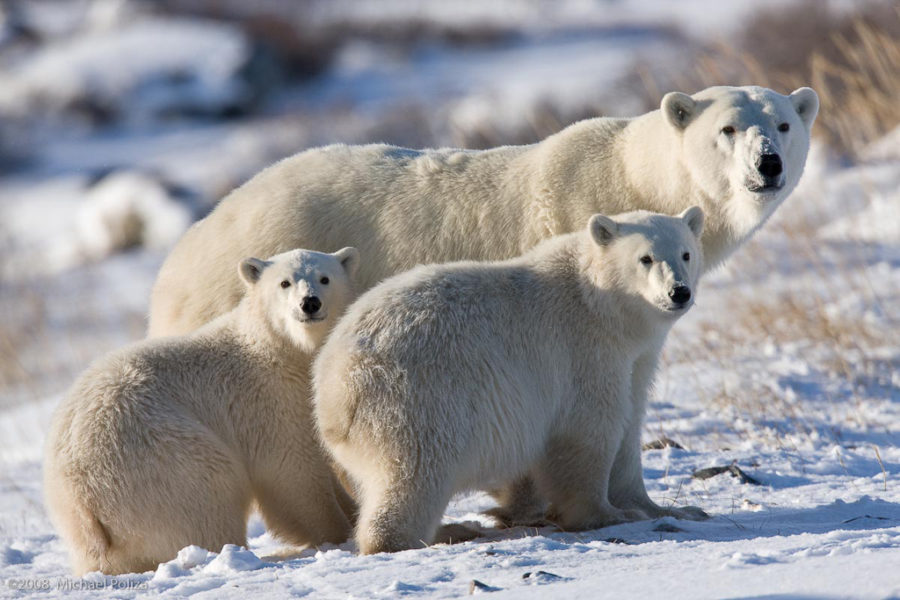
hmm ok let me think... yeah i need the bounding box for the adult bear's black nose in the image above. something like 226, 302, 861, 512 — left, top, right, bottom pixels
758, 153, 783, 179
301, 296, 322, 315
669, 285, 691, 305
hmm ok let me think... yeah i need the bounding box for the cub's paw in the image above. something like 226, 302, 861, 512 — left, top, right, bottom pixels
482, 506, 553, 529
548, 505, 647, 531
432, 523, 483, 545
670, 505, 709, 521
621, 508, 650, 522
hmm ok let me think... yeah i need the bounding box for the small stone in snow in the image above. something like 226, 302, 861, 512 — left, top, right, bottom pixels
603, 537, 632, 545
469, 579, 501, 594
642, 437, 685, 450
742, 499, 764, 512
522, 570, 567, 583
692, 462, 762, 485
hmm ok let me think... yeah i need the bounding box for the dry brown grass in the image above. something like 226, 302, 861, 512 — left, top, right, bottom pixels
0, 225, 148, 409
451, 102, 604, 150
635, 2, 900, 444
632, 1, 900, 158
437, 2, 899, 159
671, 206, 898, 446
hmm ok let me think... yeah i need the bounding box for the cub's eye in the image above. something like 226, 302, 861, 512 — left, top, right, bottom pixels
778, 122, 790, 132
280, 280, 291, 289
320, 276, 330, 285
640, 255, 653, 265
721, 125, 735, 135
683, 252, 691, 261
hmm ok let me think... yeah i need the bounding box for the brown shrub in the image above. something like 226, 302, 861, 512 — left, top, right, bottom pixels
631, 1, 900, 157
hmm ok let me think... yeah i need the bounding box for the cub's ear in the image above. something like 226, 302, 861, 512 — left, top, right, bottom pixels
789, 87, 819, 129
239, 257, 270, 286
661, 91, 696, 130
588, 214, 619, 246
679, 206, 705, 238
333, 247, 360, 278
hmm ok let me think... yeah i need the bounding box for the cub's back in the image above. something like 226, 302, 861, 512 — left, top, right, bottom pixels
50, 326, 269, 464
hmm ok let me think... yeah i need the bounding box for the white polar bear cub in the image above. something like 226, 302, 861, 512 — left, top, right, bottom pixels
313, 208, 705, 554
44, 247, 359, 575
149, 85, 817, 338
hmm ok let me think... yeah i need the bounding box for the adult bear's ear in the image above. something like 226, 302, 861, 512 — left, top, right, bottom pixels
239, 257, 270, 286
333, 247, 360, 278
661, 91, 696, 130
588, 214, 618, 246
679, 206, 705, 238
789, 87, 819, 129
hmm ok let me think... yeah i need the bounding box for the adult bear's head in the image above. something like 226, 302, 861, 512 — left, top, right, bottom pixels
661, 85, 818, 239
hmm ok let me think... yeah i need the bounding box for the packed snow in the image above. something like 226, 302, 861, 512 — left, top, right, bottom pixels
1, 1, 897, 598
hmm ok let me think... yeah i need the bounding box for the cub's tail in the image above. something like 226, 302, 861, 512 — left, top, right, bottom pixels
45, 467, 113, 575
312, 346, 361, 445
71, 493, 113, 573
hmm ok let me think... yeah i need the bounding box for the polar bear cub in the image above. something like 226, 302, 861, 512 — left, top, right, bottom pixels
313, 209, 705, 554
44, 247, 359, 575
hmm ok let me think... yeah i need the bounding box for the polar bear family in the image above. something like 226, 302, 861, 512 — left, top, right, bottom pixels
45, 85, 818, 573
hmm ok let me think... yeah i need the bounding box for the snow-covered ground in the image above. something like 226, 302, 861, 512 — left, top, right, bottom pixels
1, 1, 898, 598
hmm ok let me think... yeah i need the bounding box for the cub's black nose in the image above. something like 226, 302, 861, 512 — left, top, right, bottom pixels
669, 286, 691, 305
758, 153, 783, 178
301, 296, 322, 315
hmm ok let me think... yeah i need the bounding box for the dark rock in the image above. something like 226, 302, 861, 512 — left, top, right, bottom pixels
642, 437, 685, 450
468, 579, 501, 594
693, 461, 762, 485
603, 537, 632, 545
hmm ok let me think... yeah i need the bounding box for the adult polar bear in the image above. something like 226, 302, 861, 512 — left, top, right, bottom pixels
149, 85, 818, 337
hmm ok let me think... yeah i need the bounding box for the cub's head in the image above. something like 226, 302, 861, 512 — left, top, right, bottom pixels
587, 207, 704, 319
239, 247, 359, 351
661, 85, 818, 239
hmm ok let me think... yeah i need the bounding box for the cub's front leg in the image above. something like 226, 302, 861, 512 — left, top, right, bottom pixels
484, 476, 549, 528
607, 351, 708, 521
534, 431, 645, 530
532, 375, 645, 530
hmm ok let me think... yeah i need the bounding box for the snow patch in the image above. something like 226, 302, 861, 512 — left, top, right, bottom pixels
0, 16, 251, 123
75, 170, 194, 260
202, 545, 267, 575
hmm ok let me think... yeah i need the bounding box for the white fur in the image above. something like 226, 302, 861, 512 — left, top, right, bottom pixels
44, 248, 359, 575
312, 210, 705, 554
148, 85, 817, 338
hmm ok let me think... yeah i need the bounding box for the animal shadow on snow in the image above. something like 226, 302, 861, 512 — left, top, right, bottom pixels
437, 496, 900, 548
724, 595, 844, 600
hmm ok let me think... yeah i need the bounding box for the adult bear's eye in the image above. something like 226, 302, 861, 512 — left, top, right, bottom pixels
683, 252, 691, 261
721, 125, 735, 135
640, 255, 653, 265
320, 276, 330, 285
778, 123, 790, 132
280, 280, 291, 288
